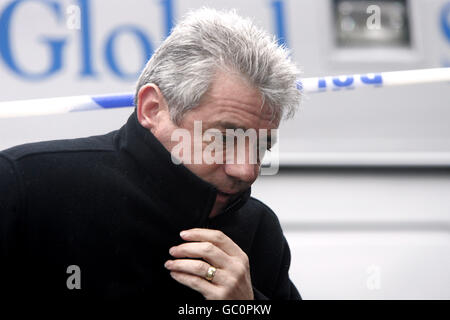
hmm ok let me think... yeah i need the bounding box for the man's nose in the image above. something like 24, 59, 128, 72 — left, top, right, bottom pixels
224, 162, 259, 184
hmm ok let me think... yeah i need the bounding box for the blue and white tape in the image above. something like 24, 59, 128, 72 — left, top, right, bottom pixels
300, 68, 450, 93
0, 93, 134, 118
0, 68, 449, 119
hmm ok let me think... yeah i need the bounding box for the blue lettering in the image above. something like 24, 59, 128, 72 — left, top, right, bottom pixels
440, 2, 450, 44
0, 0, 66, 80
271, 0, 288, 47
160, 0, 175, 38
104, 25, 153, 79
77, 0, 96, 77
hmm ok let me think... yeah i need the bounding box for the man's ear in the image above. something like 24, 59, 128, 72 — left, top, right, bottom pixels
136, 84, 167, 130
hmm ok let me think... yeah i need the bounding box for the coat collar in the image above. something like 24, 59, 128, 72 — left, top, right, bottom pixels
116, 111, 251, 230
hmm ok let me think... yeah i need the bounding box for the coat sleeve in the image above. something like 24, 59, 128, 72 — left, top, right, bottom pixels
253, 234, 301, 300
272, 235, 302, 300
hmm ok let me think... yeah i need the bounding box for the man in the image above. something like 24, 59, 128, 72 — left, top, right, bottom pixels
0, 8, 301, 301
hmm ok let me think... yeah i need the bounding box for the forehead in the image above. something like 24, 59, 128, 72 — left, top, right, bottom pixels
182, 71, 280, 130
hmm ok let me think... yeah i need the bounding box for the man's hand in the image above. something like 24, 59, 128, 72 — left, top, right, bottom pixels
164, 228, 254, 300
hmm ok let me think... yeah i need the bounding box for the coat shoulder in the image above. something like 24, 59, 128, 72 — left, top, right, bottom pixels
1, 131, 117, 162
247, 197, 280, 225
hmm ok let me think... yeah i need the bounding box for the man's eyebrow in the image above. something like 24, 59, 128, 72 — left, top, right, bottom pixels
204, 121, 249, 131
203, 121, 276, 144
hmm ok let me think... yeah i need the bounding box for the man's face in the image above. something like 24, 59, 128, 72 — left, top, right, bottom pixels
138, 71, 279, 217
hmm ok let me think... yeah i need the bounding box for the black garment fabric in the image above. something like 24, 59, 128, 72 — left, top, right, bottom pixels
0, 111, 300, 302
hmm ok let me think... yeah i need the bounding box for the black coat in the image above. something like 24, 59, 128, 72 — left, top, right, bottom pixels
0, 111, 300, 302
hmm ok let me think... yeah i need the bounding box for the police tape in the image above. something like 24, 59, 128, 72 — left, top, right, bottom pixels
0, 67, 449, 119
298, 67, 450, 93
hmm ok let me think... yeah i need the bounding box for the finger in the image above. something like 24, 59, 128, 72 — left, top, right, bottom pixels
165, 259, 224, 283
169, 271, 216, 298
180, 228, 244, 257
169, 242, 228, 268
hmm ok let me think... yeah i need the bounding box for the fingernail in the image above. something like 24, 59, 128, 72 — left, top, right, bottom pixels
180, 231, 188, 238
164, 261, 171, 269
169, 247, 175, 255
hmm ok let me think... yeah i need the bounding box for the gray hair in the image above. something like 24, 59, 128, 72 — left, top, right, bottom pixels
134, 7, 301, 124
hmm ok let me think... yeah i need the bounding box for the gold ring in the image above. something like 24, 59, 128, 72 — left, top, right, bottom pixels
205, 266, 216, 281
